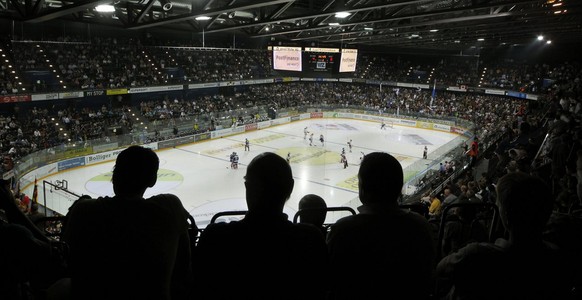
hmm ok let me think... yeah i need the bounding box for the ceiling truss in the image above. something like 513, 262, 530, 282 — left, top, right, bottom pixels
0, 0, 580, 51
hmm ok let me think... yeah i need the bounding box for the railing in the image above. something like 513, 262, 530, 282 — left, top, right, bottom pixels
42, 179, 83, 216
403, 134, 470, 195
14, 106, 475, 216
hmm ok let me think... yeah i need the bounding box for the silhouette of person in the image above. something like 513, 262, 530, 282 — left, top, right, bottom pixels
298, 194, 328, 236
327, 152, 436, 300
62, 145, 194, 300
1, 181, 66, 300
436, 172, 576, 299
196, 152, 328, 300
441, 204, 487, 257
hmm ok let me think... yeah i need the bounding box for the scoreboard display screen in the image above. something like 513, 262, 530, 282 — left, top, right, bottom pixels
270, 46, 357, 77
303, 47, 339, 76
307, 53, 335, 72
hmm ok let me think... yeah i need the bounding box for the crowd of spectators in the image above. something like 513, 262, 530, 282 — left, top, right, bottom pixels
1, 39, 581, 299
2, 37, 581, 94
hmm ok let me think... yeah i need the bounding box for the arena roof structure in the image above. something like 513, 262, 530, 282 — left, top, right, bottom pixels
1, 0, 581, 51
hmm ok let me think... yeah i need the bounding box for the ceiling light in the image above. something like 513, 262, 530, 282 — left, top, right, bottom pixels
429, 29, 438, 32
477, 38, 484, 41
95, 4, 115, 12
228, 11, 255, 19
537, 35, 544, 41
546, 40, 552, 44
335, 12, 351, 18
364, 27, 373, 31
196, 16, 211, 20
160, 0, 173, 11
329, 22, 340, 26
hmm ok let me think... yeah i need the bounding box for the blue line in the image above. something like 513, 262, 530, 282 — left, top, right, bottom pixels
173, 147, 247, 167
221, 136, 280, 152
173, 144, 358, 195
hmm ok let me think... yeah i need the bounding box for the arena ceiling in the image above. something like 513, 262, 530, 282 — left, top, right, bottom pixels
1, 0, 581, 51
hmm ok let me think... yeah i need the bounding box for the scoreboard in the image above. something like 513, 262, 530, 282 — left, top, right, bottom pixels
271, 46, 357, 77
304, 47, 339, 75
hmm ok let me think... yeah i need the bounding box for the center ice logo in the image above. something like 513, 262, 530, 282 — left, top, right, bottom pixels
85, 169, 183, 197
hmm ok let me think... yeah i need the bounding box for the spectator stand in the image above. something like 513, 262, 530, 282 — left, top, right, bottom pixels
436, 202, 501, 260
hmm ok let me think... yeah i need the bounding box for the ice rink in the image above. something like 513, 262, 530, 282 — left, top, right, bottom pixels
33, 118, 460, 227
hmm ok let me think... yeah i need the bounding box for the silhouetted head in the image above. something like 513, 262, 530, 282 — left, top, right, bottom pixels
112, 146, 159, 197
298, 194, 327, 227
496, 172, 552, 235
245, 152, 294, 213
358, 152, 403, 205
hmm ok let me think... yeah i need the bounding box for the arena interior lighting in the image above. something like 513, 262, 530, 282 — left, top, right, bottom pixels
335, 12, 351, 18
160, 0, 173, 11
95, 4, 115, 12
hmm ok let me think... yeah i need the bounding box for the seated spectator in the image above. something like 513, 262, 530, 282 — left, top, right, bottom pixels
195, 152, 328, 300
297, 193, 328, 235
327, 152, 436, 300
19, 193, 32, 214
61, 145, 194, 300
1, 181, 66, 300
436, 172, 577, 299
441, 188, 458, 207
441, 204, 488, 257
427, 193, 442, 218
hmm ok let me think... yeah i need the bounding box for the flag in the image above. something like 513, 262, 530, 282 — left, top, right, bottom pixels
32, 177, 38, 203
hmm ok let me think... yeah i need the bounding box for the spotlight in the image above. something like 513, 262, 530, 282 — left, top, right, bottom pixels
95, 4, 115, 12
160, 0, 172, 11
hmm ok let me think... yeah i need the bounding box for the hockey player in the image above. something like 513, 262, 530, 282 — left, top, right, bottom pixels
230, 152, 239, 169
340, 153, 348, 169
347, 139, 353, 153
244, 138, 250, 151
